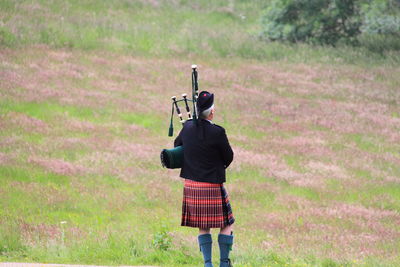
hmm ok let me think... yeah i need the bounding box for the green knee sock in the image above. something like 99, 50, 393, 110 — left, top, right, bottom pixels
218, 233, 233, 267
198, 234, 213, 267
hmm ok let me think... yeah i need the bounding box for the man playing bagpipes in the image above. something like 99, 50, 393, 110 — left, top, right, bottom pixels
174, 91, 235, 267
160, 66, 235, 266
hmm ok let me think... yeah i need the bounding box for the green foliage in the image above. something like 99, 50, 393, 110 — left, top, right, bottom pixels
0, 221, 26, 256
261, 0, 400, 51
152, 225, 172, 251
321, 258, 346, 267
357, 0, 400, 52
261, 0, 362, 45
361, 0, 400, 35
359, 33, 400, 53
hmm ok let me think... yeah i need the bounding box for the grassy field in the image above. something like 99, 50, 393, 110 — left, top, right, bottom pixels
1, 1, 400, 267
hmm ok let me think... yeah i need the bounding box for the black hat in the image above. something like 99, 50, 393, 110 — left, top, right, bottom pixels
197, 91, 214, 114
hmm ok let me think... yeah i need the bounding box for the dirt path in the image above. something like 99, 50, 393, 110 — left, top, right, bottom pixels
0, 263, 157, 267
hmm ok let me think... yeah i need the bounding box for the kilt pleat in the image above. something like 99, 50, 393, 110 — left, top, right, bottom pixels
181, 179, 235, 228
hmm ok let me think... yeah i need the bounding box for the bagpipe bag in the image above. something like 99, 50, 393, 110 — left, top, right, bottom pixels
160, 145, 183, 169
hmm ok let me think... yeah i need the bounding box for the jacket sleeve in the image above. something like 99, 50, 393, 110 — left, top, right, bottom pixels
218, 128, 234, 168
174, 128, 183, 147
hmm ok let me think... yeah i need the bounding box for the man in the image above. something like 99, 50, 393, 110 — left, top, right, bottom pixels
174, 91, 235, 267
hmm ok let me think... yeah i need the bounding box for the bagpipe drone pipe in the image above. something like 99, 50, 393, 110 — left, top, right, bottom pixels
160, 65, 199, 169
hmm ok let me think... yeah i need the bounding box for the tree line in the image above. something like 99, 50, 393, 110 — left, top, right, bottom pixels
261, 0, 400, 51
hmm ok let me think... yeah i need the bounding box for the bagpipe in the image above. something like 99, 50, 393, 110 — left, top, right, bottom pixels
160, 64, 199, 169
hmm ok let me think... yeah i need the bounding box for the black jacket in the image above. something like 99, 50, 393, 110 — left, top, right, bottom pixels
174, 119, 234, 184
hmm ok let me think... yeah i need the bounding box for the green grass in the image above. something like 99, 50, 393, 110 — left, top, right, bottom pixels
120, 112, 164, 133
353, 168, 374, 180
1, 99, 96, 122
0, 165, 69, 184
348, 133, 382, 153
0, 98, 166, 137
230, 166, 266, 183
0, 221, 27, 257
1, 0, 400, 266
1, 0, 399, 66
325, 178, 400, 212
284, 186, 321, 201
284, 154, 306, 173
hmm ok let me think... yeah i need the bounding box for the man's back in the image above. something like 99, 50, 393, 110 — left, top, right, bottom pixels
174, 119, 233, 184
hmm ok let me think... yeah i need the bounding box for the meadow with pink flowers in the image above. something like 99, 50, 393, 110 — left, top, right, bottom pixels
1, 1, 399, 267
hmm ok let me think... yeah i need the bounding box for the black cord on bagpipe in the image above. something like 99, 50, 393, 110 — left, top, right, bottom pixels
168, 100, 175, 137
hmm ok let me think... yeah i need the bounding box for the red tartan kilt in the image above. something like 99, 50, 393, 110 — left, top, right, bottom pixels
181, 179, 235, 228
